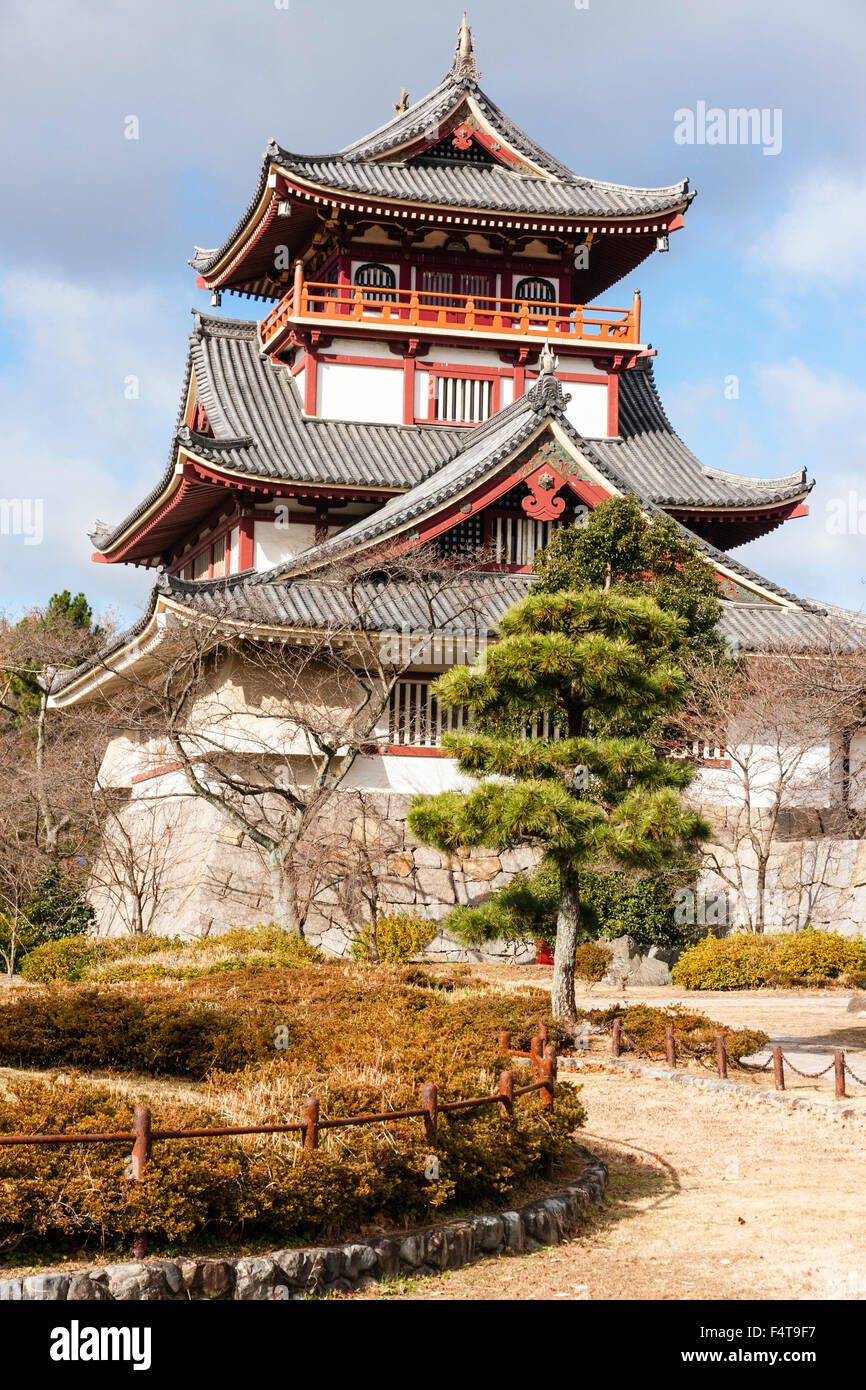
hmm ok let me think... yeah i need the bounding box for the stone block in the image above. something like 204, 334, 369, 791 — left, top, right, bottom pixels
398, 1234, 424, 1269
234, 1256, 278, 1300
273, 1250, 312, 1288
23, 1273, 69, 1300
67, 1274, 110, 1301
387, 852, 415, 878
369, 1239, 401, 1279
463, 857, 502, 882
104, 1263, 166, 1301
411, 846, 441, 868
415, 867, 457, 903
502, 1211, 525, 1252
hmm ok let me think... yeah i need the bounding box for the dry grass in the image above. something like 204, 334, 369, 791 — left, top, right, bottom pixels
352, 1067, 866, 1301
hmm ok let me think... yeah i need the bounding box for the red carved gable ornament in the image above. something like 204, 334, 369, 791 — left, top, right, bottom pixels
522, 463, 568, 521
451, 125, 474, 150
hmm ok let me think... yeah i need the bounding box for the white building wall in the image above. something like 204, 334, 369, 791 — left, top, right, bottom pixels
562, 381, 608, 438
318, 362, 403, 424
253, 519, 316, 571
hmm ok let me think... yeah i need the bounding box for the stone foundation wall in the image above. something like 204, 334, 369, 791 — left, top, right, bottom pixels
91, 788, 866, 956
0, 1152, 607, 1301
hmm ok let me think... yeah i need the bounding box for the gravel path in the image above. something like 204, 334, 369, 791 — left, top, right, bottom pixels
353, 1067, 866, 1301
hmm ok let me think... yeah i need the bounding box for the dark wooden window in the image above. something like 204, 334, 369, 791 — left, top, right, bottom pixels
353, 263, 397, 301
515, 276, 557, 304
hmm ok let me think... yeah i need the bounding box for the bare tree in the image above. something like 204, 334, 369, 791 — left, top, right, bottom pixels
678, 636, 866, 932
86, 547, 490, 936
87, 786, 186, 935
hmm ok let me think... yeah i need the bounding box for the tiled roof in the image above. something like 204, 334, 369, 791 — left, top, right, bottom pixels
46, 571, 866, 700
595, 366, 811, 508
267, 146, 691, 221
190, 64, 691, 277
91, 315, 810, 555
262, 373, 819, 614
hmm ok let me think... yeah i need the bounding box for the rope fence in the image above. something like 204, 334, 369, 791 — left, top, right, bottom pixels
605, 1017, 866, 1100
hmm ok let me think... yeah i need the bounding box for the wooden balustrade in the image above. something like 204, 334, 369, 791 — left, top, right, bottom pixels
260, 267, 641, 352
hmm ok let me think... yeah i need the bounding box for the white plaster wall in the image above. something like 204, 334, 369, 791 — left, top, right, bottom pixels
689, 741, 836, 809
318, 362, 403, 424
563, 381, 608, 438
342, 753, 473, 795
557, 354, 606, 377
254, 519, 315, 571
322, 337, 398, 360
421, 346, 503, 369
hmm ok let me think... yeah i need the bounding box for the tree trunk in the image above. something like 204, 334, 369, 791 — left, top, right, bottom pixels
552, 864, 581, 1023
754, 857, 767, 934
267, 849, 303, 937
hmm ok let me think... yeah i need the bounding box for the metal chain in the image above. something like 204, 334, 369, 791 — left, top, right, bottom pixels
610, 1021, 866, 1091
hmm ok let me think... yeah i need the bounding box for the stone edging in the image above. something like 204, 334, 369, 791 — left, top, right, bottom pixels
0, 1149, 607, 1302
564, 1055, 866, 1122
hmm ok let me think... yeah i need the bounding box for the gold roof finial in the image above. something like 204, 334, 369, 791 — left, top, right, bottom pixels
393, 88, 409, 114
451, 12, 480, 81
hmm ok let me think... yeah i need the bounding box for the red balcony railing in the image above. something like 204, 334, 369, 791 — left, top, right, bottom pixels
261, 264, 641, 353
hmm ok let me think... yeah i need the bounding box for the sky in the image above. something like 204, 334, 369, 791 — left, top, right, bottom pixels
1, 0, 865, 624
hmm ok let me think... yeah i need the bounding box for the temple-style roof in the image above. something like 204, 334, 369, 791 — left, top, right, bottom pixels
46, 560, 866, 706
90, 313, 811, 562
255, 373, 818, 613
190, 22, 692, 298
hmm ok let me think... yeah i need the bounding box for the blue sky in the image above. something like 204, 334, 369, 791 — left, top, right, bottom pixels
1, 0, 864, 623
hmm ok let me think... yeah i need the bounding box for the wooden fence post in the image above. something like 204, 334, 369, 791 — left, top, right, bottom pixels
611, 1017, 622, 1058
301, 1096, 320, 1156
541, 1045, 557, 1112
538, 1023, 548, 1047
499, 1070, 514, 1119
772, 1046, 785, 1092
715, 1032, 727, 1080
498, 1031, 511, 1052
131, 1105, 152, 1181
665, 1024, 676, 1069
530, 1036, 541, 1080
422, 1082, 438, 1147
130, 1105, 152, 1261
835, 1051, 846, 1100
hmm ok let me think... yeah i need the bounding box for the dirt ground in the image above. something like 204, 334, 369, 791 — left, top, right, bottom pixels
352, 1066, 866, 1301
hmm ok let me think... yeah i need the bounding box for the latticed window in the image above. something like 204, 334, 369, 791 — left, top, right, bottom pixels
353, 263, 397, 302
515, 276, 556, 305
387, 680, 561, 747
388, 681, 468, 747
419, 269, 492, 306
432, 374, 492, 424
438, 514, 485, 557
490, 515, 563, 566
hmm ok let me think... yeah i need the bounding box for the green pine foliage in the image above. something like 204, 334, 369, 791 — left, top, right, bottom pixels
442, 858, 694, 953
407, 587, 711, 1021
0, 865, 93, 972
533, 495, 722, 655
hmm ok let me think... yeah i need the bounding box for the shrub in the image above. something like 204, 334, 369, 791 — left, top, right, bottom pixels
588, 1003, 767, 1063
442, 858, 697, 953
672, 929, 866, 990
0, 865, 94, 972
351, 911, 437, 963
574, 939, 611, 986
20, 937, 107, 984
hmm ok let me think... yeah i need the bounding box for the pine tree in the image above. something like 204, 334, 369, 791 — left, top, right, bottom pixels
533, 494, 722, 656
407, 587, 711, 1023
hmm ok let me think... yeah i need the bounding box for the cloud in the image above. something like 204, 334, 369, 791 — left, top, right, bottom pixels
0, 273, 191, 619
735, 359, 866, 612
749, 169, 866, 287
